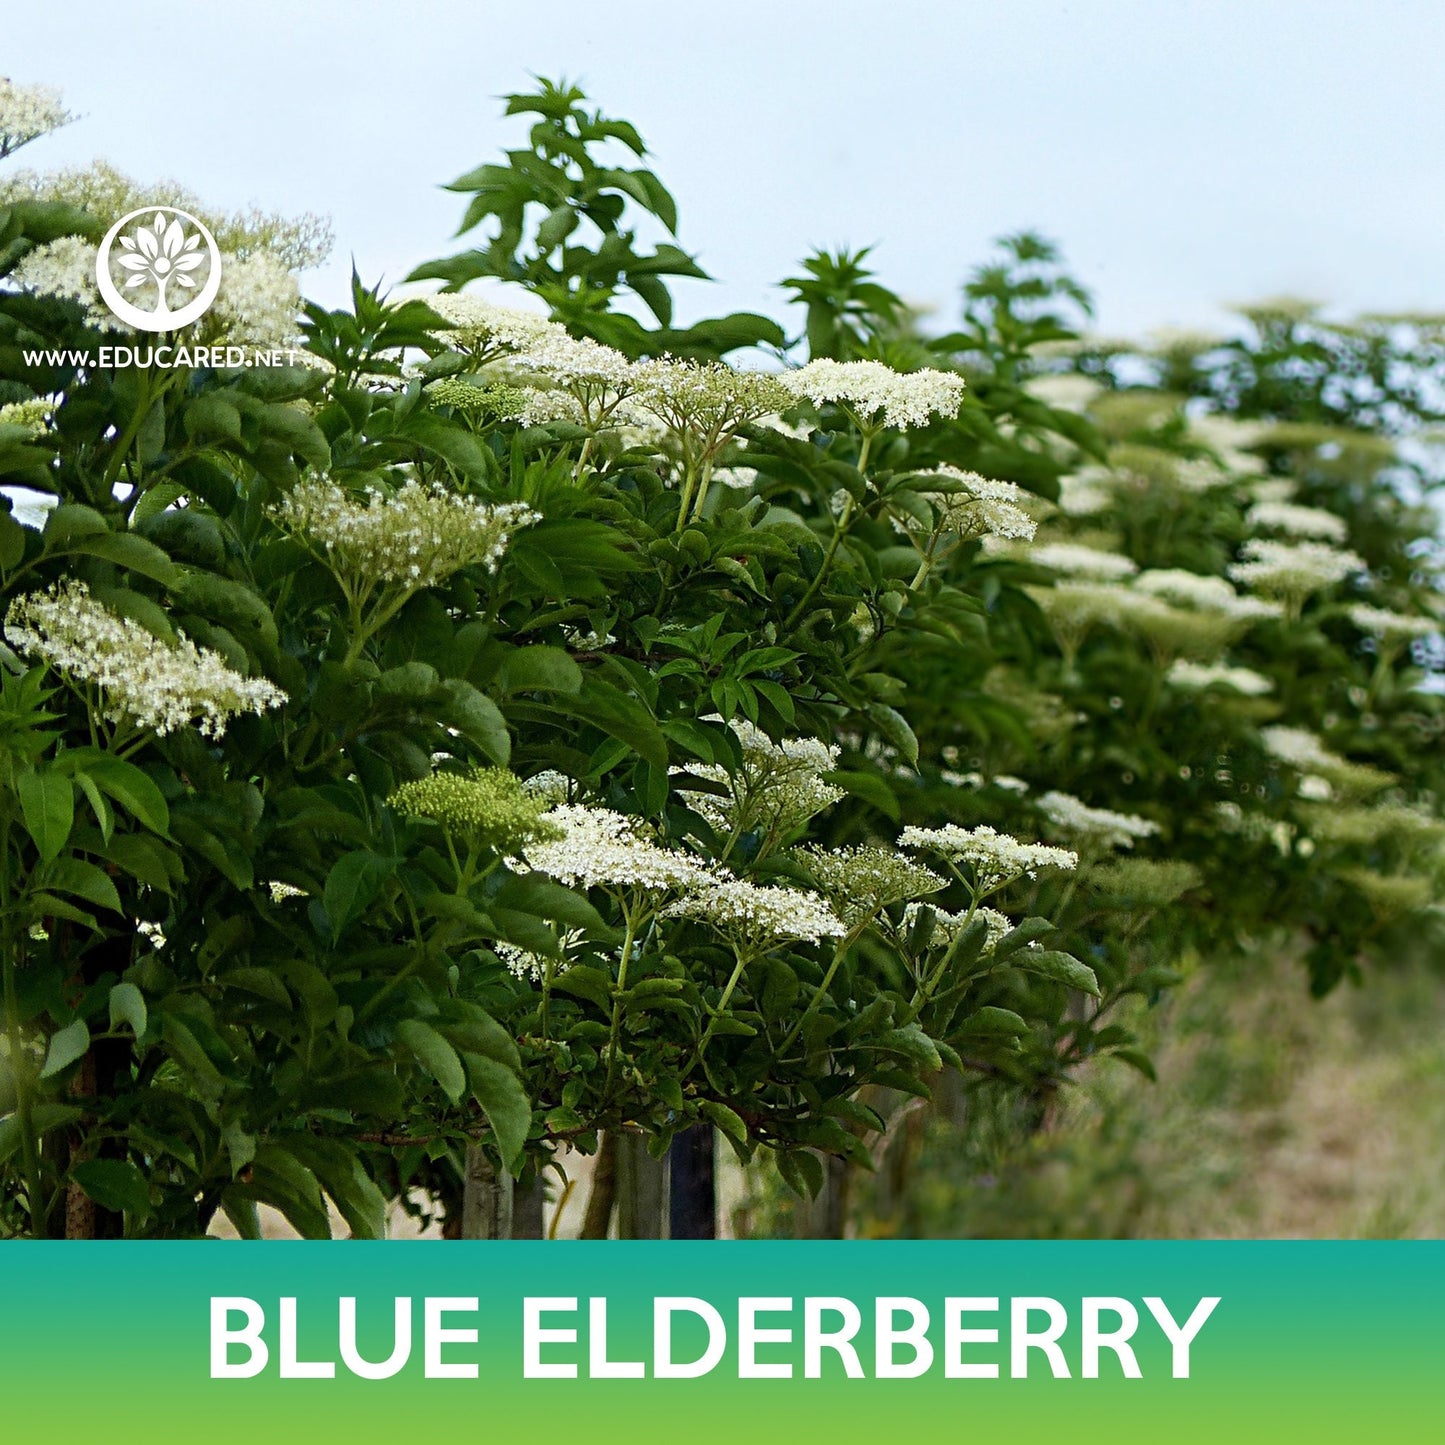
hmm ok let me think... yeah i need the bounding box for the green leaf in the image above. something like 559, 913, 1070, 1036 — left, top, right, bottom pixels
953, 1006, 1028, 1037
159, 1014, 224, 1099
108, 981, 148, 1039
437, 1007, 520, 1072
184, 394, 243, 443
878, 1023, 942, 1071
550, 965, 612, 1008
991, 916, 1055, 959
74, 772, 113, 843
438, 680, 511, 765
500, 645, 583, 695
41, 1018, 90, 1078
824, 768, 899, 821
698, 1100, 747, 1143
42, 503, 109, 542
64, 531, 178, 585
867, 704, 919, 766
61, 753, 170, 835
303, 1068, 406, 1118
0, 1104, 81, 1164
0, 508, 27, 569
396, 1019, 467, 1103
1113, 1049, 1157, 1081
46, 857, 123, 915
18, 770, 72, 861
71, 1158, 151, 1217
323, 851, 398, 940
463, 1053, 530, 1171
492, 872, 608, 933
776, 1148, 825, 1199
1015, 949, 1100, 996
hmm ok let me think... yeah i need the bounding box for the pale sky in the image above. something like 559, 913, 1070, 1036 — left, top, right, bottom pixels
7, 0, 1445, 342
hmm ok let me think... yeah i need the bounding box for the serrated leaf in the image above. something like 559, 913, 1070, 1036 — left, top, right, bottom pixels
18, 770, 72, 861
70, 1158, 151, 1217
396, 1019, 467, 1102
463, 1053, 530, 1172
1015, 949, 1100, 995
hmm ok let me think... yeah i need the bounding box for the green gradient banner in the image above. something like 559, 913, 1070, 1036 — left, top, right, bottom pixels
0, 1243, 1439, 1442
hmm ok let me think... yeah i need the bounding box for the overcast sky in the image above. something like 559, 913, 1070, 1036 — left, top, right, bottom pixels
7, 0, 1444, 341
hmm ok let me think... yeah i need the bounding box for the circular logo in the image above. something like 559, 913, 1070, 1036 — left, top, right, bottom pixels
94, 206, 223, 332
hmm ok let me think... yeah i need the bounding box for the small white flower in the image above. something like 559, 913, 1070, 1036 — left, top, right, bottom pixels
1228, 539, 1365, 599
899, 822, 1078, 892
1245, 500, 1349, 543
5, 579, 286, 738
1347, 604, 1436, 643
1036, 790, 1160, 852
899, 465, 1037, 542
1029, 542, 1139, 581
0, 79, 72, 157
272, 478, 536, 590
522, 804, 713, 894
664, 877, 844, 947
903, 901, 1013, 955
779, 358, 965, 429
1166, 660, 1274, 695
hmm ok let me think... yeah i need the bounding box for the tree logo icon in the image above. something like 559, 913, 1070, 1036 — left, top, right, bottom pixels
94, 205, 223, 332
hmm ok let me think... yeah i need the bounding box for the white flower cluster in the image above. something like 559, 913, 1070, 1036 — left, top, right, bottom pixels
1166, 660, 1274, 695
673, 719, 844, 839
796, 844, 945, 923
5, 579, 286, 738
0, 159, 331, 272
0, 396, 53, 437
664, 876, 845, 948
429, 378, 588, 427
779, 359, 965, 429
1134, 568, 1281, 621
515, 329, 635, 390
1245, 500, 1348, 543
520, 769, 573, 806
899, 822, 1078, 892
942, 770, 1030, 794
0, 79, 72, 157
272, 478, 536, 589
1260, 728, 1395, 800
212, 252, 301, 348
494, 941, 550, 983
426, 293, 558, 355
1172, 458, 1239, 493
630, 359, 792, 439
1260, 726, 1346, 773
1228, 539, 1365, 600
1348, 604, 1437, 642
9, 235, 119, 330
521, 803, 714, 894
1036, 789, 1160, 852
903, 901, 1013, 955
494, 933, 583, 984
11, 230, 302, 347
1029, 542, 1139, 581
902, 466, 1037, 542
1056, 472, 1114, 517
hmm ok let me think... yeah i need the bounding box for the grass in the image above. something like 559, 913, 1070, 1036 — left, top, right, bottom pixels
851, 947, 1445, 1239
